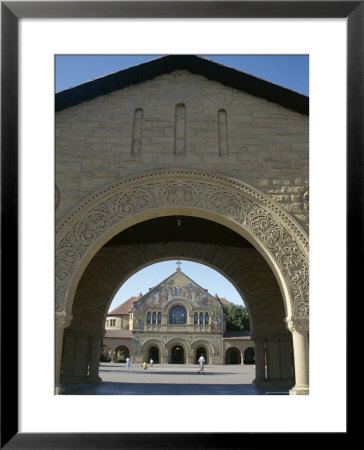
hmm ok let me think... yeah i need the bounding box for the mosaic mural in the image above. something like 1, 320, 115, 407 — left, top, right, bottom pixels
133, 271, 220, 312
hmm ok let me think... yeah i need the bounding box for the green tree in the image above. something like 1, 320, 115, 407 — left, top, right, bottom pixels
223, 304, 250, 331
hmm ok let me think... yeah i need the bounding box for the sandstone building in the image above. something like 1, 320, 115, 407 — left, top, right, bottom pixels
101, 264, 253, 366
55, 55, 309, 394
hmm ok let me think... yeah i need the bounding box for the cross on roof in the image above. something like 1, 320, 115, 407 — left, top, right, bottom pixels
176, 260, 182, 272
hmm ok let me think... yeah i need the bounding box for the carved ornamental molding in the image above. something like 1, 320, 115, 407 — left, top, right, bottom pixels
55, 311, 73, 329
286, 318, 309, 334
56, 170, 309, 321
300, 185, 309, 219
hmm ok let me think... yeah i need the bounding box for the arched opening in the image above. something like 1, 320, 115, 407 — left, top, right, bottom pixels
100, 345, 111, 363
225, 347, 241, 365
171, 345, 185, 364
114, 345, 130, 363
195, 347, 208, 365
56, 171, 308, 393
243, 347, 255, 365
148, 346, 159, 364
60, 216, 293, 385
169, 305, 187, 324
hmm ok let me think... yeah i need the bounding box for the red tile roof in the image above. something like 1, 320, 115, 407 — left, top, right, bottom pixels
104, 330, 133, 338
108, 294, 142, 315
218, 297, 231, 305
214, 294, 231, 305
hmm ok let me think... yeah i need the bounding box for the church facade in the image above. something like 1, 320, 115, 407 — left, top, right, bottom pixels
101, 266, 253, 365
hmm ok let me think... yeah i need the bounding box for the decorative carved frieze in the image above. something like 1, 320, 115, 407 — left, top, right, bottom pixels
55, 170, 309, 320
55, 311, 73, 329
300, 185, 309, 219
286, 318, 309, 333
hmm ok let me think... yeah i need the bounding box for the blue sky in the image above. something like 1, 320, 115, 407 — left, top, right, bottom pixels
56, 55, 308, 310
55, 54, 309, 95
109, 260, 247, 310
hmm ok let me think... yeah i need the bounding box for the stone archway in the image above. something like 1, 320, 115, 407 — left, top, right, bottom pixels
55, 169, 309, 394
141, 339, 164, 364
171, 344, 185, 364
114, 345, 130, 363
148, 346, 159, 364
243, 347, 255, 365
165, 338, 189, 365
191, 340, 214, 365
195, 346, 208, 365
225, 347, 241, 365
100, 345, 111, 363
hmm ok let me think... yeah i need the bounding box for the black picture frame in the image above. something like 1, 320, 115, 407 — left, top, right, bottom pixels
1, 1, 357, 448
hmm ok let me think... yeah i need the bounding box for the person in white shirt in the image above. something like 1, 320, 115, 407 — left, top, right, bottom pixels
197, 354, 205, 374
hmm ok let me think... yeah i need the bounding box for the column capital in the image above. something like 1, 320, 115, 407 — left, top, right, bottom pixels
285, 317, 309, 333
55, 311, 73, 329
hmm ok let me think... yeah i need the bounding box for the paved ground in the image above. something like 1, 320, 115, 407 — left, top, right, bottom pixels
61, 363, 290, 395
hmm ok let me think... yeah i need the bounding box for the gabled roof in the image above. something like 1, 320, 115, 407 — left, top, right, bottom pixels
133, 268, 222, 311
215, 295, 231, 306
108, 294, 142, 315
55, 55, 308, 114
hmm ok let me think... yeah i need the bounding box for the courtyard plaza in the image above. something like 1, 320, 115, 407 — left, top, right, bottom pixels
61, 363, 290, 395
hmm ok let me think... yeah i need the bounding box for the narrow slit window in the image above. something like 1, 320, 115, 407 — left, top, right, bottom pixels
131, 108, 143, 154
218, 109, 228, 156
174, 103, 186, 155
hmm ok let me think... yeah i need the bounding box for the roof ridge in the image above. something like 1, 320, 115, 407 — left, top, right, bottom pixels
56, 55, 308, 114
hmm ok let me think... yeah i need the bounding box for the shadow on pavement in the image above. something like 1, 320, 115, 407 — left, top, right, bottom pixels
99, 369, 244, 376
61, 382, 289, 395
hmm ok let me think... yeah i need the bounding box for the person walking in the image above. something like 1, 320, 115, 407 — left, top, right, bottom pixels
150, 358, 154, 367
126, 357, 131, 370
197, 354, 205, 374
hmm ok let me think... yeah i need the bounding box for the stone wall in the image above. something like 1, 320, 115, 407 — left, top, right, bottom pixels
56, 70, 309, 231
105, 315, 129, 330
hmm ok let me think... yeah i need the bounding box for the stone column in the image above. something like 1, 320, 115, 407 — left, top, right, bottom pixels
286, 318, 309, 395
252, 336, 266, 385
88, 332, 103, 383
74, 335, 90, 380
280, 337, 294, 382
266, 335, 281, 381
110, 349, 115, 363
187, 353, 194, 364
55, 311, 73, 394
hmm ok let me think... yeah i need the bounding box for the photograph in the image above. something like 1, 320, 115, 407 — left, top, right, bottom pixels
1, 0, 356, 447
55, 54, 309, 397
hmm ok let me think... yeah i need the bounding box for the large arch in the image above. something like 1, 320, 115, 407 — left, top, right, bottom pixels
141, 339, 164, 364
56, 170, 309, 394
114, 345, 130, 363
191, 339, 214, 365
225, 347, 242, 365
164, 337, 189, 364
